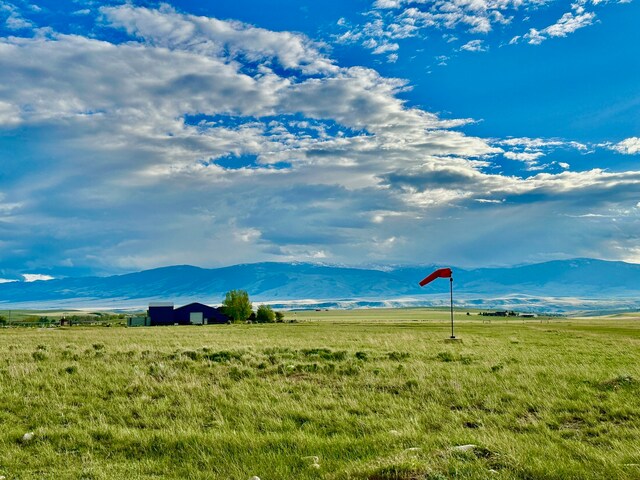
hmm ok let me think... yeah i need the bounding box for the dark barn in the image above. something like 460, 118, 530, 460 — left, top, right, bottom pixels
174, 302, 230, 325
148, 302, 229, 326
148, 303, 175, 326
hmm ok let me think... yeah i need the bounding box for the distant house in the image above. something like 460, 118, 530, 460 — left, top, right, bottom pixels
480, 310, 518, 317
147, 302, 230, 326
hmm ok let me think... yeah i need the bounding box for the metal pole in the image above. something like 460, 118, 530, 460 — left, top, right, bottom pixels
450, 277, 455, 338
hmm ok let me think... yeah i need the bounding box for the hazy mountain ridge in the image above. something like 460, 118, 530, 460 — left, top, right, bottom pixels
1, 259, 638, 312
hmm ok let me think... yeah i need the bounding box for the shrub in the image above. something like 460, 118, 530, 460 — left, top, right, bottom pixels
256, 305, 276, 323
355, 351, 369, 361
387, 351, 410, 361
32, 351, 47, 361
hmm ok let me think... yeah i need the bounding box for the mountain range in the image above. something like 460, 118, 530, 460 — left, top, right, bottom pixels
1, 258, 639, 313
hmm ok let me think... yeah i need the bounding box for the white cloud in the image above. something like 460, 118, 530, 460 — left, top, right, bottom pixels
0, 1, 33, 30
504, 151, 545, 162
337, 0, 559, 56
0, 278, 16, 283
610, 137, 640, 155
372, 41, 399, 54
234, 227, 262, 243
0, 100, 20, 126
496, 137, 588, 151
0, 5, 638, 273
339, 0, 627, 58
101, 5, 338, 75
22, 274, 54, 282
460, 39, 487, 52
523, 11, 596, 44
498, 137, 565, 148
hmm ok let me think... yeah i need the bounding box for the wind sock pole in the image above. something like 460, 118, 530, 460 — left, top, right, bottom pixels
418, 267, 457, 340
449, 277, 454, 339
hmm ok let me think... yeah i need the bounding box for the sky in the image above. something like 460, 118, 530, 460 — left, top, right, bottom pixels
0, 0, 639, 280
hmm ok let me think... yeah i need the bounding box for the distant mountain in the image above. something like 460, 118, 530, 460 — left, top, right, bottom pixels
0, 259, 639, 312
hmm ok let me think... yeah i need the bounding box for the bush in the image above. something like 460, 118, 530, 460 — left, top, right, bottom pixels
32, 351, 47, 361
256, 305, 275, 323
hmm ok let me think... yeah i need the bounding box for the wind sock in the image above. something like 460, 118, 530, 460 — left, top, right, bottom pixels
419, 267, 452, 287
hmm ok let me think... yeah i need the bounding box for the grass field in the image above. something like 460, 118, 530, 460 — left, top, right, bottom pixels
0, 308, 638, 479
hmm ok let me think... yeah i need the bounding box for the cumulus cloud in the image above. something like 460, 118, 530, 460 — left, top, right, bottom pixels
495, 137, 593, 171
503, 151, 547, 170
522, 10, 596, 45
610, 137, 640, 155
339, 0, 627, 58
0, 1, 33, 30
100, 5, 337, 75
0, 4, 638, 274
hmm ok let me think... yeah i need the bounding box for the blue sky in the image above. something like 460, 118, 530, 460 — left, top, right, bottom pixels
0, 0, 639, 280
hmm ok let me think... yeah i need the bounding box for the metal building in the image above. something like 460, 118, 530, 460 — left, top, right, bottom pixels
174, 302, 230, 325
147, 302, 230, 326
148, 302, 175, 326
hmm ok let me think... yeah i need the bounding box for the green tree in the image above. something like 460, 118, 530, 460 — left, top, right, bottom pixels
256, 305, 275, 323
222, 290, 253, 323
275, 311, 285, 323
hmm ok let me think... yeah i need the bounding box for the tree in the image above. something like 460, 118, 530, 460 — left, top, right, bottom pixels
275, 311, 285, 323
222, 290, 253, 323
256, 304, 275, 323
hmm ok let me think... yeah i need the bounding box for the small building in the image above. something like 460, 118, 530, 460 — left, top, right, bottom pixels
127, 316, 150, 327
147, 302, 230, 326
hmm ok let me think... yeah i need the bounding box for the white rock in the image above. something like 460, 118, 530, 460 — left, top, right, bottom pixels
21, 432, 34, 443
452, 444, 476, 452
249, 477, 261, 480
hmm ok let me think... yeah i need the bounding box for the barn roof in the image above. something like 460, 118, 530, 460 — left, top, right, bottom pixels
175, 302, 218, 311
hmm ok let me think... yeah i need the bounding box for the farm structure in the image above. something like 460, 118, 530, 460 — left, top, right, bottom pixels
478, 310, 537, 318
142, 302, 230, 326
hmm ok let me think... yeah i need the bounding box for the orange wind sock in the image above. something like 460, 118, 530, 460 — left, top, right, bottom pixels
418, 268, 452, 287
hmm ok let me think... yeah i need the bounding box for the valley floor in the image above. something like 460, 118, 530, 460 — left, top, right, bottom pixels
0, 310, 639, 479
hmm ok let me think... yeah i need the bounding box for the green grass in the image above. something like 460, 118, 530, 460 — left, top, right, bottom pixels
0, 309, 129, 326
0, 309, 639, 479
